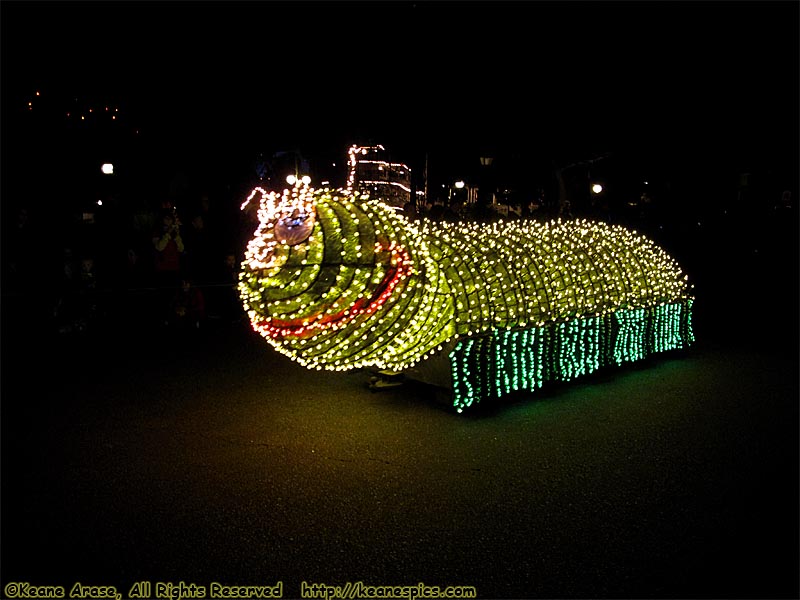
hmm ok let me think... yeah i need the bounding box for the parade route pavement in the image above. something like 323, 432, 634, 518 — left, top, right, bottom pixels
1, 314, 797, 599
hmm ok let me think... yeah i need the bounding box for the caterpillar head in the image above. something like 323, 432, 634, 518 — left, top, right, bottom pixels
240, 183, 317, 270
238, 183, 419, 370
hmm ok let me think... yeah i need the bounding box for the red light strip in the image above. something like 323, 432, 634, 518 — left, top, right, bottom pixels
252, 243, 413, 340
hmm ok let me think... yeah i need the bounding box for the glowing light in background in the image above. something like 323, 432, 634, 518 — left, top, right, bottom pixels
286, 174, 312, 186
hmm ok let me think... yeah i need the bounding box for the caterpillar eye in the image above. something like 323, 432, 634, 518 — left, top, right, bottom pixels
274, 210, 314, 245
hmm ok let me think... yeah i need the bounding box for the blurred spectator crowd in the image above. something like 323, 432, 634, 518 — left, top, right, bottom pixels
1, 191, 249, 337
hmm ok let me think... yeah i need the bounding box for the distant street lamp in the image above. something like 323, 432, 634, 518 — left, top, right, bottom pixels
101, 163, 114, 175
592, 183, 603, 194
286, 174, 311, 186
449, 180, 466, 205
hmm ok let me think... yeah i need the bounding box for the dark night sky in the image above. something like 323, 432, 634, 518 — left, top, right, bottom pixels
2, 0, 798, 184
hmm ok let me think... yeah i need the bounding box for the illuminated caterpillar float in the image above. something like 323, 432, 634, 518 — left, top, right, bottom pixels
239, 183, 694, 413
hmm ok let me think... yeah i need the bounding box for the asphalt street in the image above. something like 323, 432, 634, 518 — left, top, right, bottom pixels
1, 301, 798, 599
